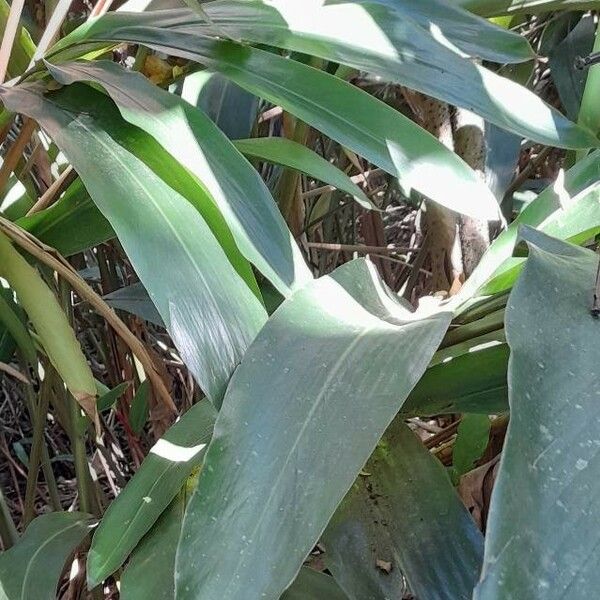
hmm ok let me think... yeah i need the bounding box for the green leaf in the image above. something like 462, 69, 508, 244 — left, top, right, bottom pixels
451, 414, 491, 483
46, 60, 311, 297
120, 492, 187, 600
49, 7, 599, 149
48, 28, 501, 220
474, 228, 600, 599
87, 399, 215, 588
455, 0, 597, 17
97, 381, 130, 412
323, 419, 483, 600
549, 15, 595, 121
175, 259, 452, 599
457, 149, 600, 305
233, 137, 374, 210
0, 82, 268, 405
103, 282, 162, 326
16, 179, 115, 257
0, 287, 36, 366
182, 70, 259, 140
282, 568, 348, 600
0, 512, 94, 600
404, 342, 509, 416
129, 380, 150, 434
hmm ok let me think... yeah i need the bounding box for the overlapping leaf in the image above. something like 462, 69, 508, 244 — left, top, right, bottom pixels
87, 399, 215, 587
46, 23, 503, 219
324, 419, 483, 600
0, 82, 267, 404
233, 137, 374, 210
47, 6, 598, 149
475, 228, 600, 598
46, 59, 311, 297
0, 512, 94, 600
175, 259, 451, 599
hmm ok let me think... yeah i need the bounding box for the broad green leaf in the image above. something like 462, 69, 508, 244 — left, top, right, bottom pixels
324, 420, 483, 600
203, 0, 532, 63
47, 29, 501, 220
120, 492, 187, 600
474, 228, 600, 599
404, 343, 509, 416
455, 0, 597, 16
0, 82, 267, 404
233, 137, 374, 210
87, 399, 215, 588
48, 7, 599, 149
175, 259, 452, 599
457, 149, 600, 306
451, 414, 491, 483
16, 179, 115, 257
199, 0, 594, 147
282, 568, 347, 600
104, 282, 163, 326
0, 512, 94, 600
46, 60, 311, 297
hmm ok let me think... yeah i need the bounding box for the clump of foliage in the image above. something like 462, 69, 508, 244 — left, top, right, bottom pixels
0, 0, 599, 599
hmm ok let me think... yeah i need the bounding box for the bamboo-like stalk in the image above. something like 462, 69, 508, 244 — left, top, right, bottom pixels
23, 372, 52, 525
0, 0, 25, 83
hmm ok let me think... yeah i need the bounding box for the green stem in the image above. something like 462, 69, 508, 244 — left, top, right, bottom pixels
0, 483, 18, 549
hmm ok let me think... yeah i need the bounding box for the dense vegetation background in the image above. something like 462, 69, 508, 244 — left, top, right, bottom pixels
0, 0, 599, 598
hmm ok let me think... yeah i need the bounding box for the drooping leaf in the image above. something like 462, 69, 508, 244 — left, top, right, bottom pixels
0, 231, 97, 422
47, 28, 502, 220
16, 179, 115, 257
324, 420, 484, 600
233, 137, 374, 210
48, 6, 599, 149
0, 82, 267, 405
46, 59, 311, 297
175, 259, 452, 599
0, 512, 94, 600
404, 343, 509, 416
282, 568, 348, 600
474, 228, 600, 599
87, 399, 215, 588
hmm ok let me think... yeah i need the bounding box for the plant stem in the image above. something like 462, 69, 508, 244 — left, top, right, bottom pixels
0, 483, 18, 549
23, 372, 51, 525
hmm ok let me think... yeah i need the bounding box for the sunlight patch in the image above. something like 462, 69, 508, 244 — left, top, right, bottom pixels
150, 438, 207, 462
